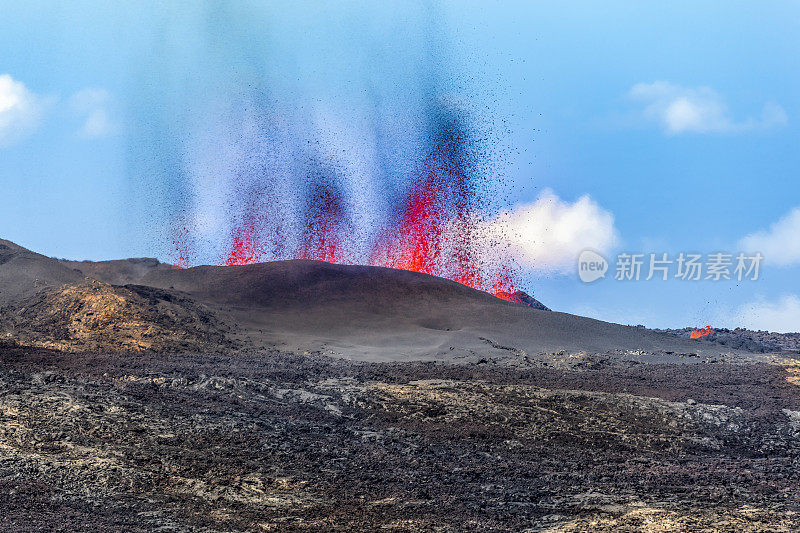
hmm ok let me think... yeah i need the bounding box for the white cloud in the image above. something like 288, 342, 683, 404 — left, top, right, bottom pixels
739, 207, 800, 266
0, 78, 118, 143
69, 88, 118, 138
629, 81, 786, 134
479, 189, 619, 274
0, 74, 46, 146
734, 295, 800, 333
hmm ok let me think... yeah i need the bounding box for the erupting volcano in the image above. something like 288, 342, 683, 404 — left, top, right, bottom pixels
172, 107, 523, 301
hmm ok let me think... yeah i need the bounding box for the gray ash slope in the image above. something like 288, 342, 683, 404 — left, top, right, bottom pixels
0, 239, 84, 305
139, 259, 750, 362
57, 257, 178, 285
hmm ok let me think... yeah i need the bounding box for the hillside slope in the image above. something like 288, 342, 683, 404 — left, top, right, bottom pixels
141, 260, 736, 362
0, 239, 84, 305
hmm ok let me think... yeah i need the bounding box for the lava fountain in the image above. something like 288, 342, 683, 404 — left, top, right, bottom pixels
133, 3, 527, 301
171, 108, 522, 300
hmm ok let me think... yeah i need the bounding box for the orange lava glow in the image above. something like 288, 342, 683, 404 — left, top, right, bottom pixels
225, 225, 261, 266
690, 325, 713, 339
183, 136, 520, 299
387, 175, 443, 276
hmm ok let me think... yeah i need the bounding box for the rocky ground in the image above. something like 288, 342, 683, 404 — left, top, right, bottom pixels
1, 280, 236, 353
1, 341, 799, 531
657, 327, 800, 353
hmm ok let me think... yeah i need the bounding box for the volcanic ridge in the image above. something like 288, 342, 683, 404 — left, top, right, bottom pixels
0, 238, 745, 362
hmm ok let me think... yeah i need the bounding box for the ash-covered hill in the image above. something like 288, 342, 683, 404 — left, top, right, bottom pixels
0, 239, 84, 305
0, 239, 778, 361
4, 280, 234, 352
139, 259, 745, 362
0, 240, 233, 352
57, 257, 178, 285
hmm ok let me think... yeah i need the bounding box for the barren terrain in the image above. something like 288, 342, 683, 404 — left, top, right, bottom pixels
1, 238, 799, 531
1, 344, 800, 531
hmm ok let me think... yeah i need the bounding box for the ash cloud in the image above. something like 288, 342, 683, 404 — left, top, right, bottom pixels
126, 2, 495, 267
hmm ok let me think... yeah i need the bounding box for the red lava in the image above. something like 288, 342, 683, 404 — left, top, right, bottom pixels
690, 325, 713, 339
177, 134, 520, 298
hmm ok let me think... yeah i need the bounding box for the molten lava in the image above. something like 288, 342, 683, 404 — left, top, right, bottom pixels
388, 175, 444, 276
690, 325, 713, 339
225, 225, 261, 266
376, 128, 509, 294
489, 267, 518, 297
182, 123, 520, 299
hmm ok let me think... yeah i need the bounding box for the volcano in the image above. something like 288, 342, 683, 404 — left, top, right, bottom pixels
1, 238, 746, 362
136, 259, 729, 361
1, 238, 794, 532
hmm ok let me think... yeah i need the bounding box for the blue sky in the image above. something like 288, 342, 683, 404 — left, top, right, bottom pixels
1, 1, 798, 331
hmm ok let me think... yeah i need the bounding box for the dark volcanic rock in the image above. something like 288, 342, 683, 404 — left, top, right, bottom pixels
0, 345, 798, 531
2, 279, 235, 352
659, 327, 800, 353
